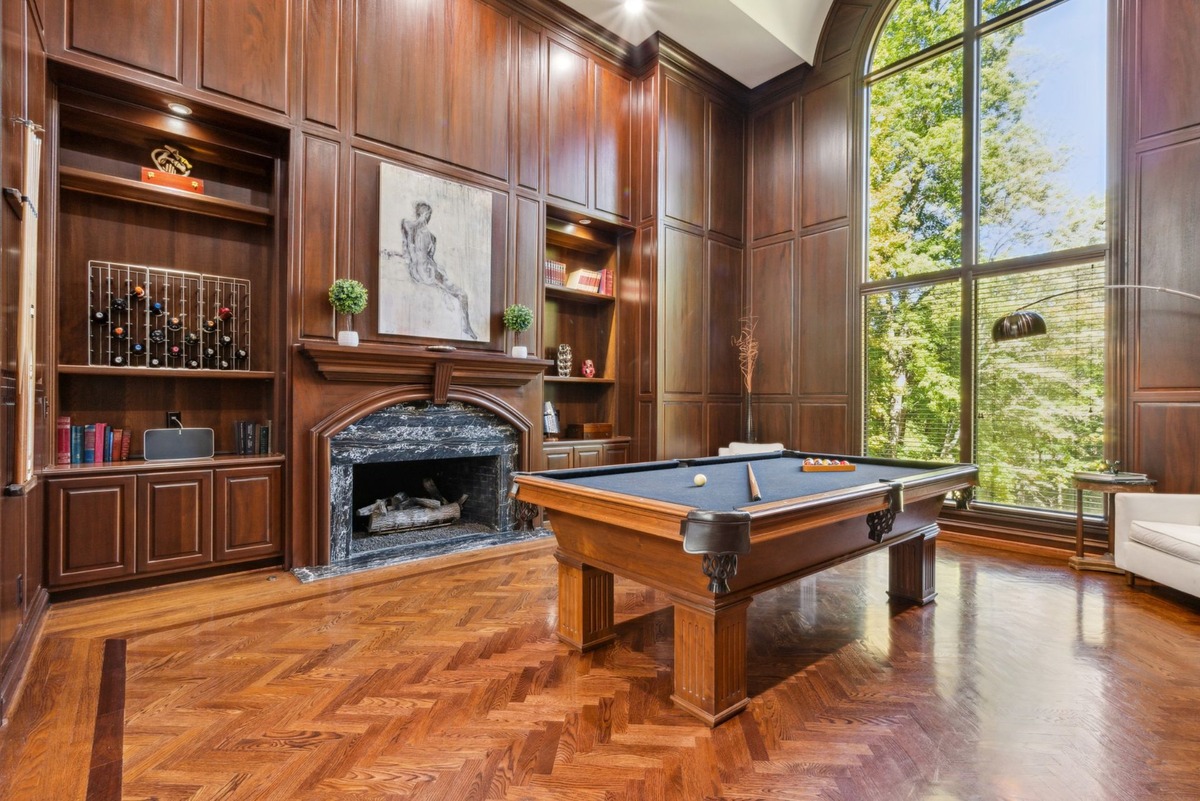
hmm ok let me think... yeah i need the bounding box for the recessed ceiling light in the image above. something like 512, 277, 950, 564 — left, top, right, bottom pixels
167, 102, 192, 116
624, 0, 644, 13
578, 218, 591, 225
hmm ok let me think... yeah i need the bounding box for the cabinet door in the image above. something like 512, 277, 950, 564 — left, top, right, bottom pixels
58, 0, 183, 81
602, 442, 629, 466
573, 443, 603, 468
543, 445, 574, 471
546, 40, 589, 208
594, 62, 632, 220
48, 476, 137, 586
137, 471, 213, 572
200, 0, 290, 112
214, 465, 281, 561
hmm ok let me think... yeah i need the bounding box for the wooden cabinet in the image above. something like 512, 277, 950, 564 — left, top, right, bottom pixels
214, 465, 281, 560
43, 80, 287, 595
541, 438, 630, 470
46, 460, 282, 589
47, 475, 136, 586
137, 470, 213, 572
48, 0, 291, 114
545, 40, 633, 221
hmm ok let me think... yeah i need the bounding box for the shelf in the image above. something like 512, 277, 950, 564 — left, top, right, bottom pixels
58, 364, 275, 380
546, 217, 615, 253
60, 165, 274, 226
42, 453, 286, 476
545, 376, 615, 385
545, 284, 614, 304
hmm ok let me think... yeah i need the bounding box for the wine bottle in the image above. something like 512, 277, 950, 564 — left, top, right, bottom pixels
110, 296, 128, 312
217, 306, 233, 322
203, 346, 217, 360
233, 347, 249, 360
111, 354, 127, 367
201, 319, 218, 333
150, 329, 166, 343
185, 358, 201, 369
167, 344, 183, 360
149, 301, 165, 316
130, 342, 146, 356
217, 359, 232, 370
184, 332, 200, 346
218, 334, 233, 347
130, 285, 147, 301
91, 310, 108, 325
166, 316, 183, 331
148, 356, 163, 368
111, 325, 128, 340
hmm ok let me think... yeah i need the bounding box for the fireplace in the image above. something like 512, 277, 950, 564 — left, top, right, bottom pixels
293, 399, 548, 581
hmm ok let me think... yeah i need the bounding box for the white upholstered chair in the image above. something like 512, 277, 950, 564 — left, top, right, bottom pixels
1114, 493, 1200, 598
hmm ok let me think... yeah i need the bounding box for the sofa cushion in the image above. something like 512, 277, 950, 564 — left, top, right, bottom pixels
1129, 520, 1200, 565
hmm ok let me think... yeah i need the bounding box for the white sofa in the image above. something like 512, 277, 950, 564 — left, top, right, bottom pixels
1114, 493, 1200, 598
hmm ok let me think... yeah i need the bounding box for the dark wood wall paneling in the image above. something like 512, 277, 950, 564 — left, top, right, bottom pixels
0, 0, 46, 721
648, 60, 747, 460
200, 0, 290, 113
744, 2, 871, 453
1129, 0, 1200, 491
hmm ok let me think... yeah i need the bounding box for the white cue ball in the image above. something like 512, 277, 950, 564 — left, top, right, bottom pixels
693, 473, 707, 486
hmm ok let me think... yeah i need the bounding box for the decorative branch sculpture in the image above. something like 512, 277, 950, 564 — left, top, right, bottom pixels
732, 315, 759, 394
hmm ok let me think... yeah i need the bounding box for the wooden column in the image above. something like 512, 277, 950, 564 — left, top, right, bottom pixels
670, 597, 753, 727
555, 553, 616, 651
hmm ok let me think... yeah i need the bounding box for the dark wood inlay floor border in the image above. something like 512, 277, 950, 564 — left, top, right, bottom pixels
85, 638, 125, 801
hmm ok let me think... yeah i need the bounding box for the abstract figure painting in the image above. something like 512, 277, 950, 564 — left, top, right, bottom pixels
378, 163, 491, 342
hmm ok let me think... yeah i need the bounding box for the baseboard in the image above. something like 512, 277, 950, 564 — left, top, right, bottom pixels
0, 586, 50, 727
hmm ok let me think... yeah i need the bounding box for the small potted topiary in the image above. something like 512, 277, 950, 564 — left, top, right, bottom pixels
328, 278, 368, 347
502, 303, 534, 358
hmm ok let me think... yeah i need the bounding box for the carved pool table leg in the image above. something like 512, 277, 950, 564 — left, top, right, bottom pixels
670, 597, 753, 727
555, 553, 616, 651
887, 526, 938, 605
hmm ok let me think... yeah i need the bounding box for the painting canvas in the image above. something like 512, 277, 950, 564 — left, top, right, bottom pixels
378, 163, 492, 342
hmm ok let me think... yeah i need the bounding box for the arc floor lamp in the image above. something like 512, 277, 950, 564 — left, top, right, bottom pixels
991, 283, 1200, 342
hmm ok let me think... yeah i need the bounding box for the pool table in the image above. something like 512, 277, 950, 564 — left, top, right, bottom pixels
510, 450, 977, 726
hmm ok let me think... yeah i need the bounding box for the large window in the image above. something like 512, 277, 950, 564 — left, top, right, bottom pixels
864, 0, 1107, 514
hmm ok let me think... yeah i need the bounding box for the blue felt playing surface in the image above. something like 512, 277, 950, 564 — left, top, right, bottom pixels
557, 453, 930, 511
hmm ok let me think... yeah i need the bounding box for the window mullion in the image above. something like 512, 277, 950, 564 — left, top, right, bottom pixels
961, 0, 981, 467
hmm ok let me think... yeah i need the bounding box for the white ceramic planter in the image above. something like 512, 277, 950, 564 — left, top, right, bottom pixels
337, 330, 360, 347
511, 345, 528, 358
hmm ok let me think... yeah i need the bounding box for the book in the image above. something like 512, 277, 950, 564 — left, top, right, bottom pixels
121, 428, 131, 460
259, 421, 272, 455
94, 423, 107, 463
112, 429, 123, 462
544, 259, 567, 287
1074, 471, 1151, 483
103, 426, 114, 462
56, 416, 71, 465
566, 267, 603, 292
70, 425, 84, 464
83, 424, 96, 463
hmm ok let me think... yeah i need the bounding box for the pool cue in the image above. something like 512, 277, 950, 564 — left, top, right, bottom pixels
747, 463, 762, 501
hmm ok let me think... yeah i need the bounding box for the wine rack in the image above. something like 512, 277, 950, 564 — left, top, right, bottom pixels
87, 260, 252, 371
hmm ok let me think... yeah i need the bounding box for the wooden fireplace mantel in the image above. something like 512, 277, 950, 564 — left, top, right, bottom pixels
299, 341, 552, 404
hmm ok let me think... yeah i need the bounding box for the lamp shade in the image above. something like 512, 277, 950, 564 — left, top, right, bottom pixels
991, 310, 1048, 342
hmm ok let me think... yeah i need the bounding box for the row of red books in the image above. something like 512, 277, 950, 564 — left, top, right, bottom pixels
56, 416, 133, 464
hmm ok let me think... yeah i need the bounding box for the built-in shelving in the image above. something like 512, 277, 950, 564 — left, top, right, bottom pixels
59, 165, 273, 225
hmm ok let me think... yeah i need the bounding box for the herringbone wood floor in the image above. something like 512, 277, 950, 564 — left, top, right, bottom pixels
2, 538, 1200, 800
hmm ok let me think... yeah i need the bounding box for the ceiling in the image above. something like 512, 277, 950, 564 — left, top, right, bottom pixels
554, 0, 837, 88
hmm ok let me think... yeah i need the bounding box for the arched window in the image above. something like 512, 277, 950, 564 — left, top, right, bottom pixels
862, 0, 1108, 514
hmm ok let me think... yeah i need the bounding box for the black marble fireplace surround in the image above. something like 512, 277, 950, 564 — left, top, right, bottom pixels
293, 400, 549, 582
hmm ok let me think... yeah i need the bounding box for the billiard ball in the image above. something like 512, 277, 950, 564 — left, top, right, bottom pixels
694, 474, 707, 487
